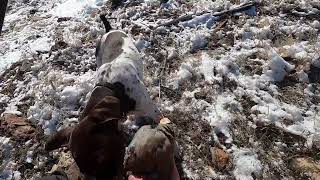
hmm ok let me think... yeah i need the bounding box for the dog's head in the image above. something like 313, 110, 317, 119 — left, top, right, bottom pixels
95, 30, 128, 68
45, 96, 125, 179
124, 122, 176, 180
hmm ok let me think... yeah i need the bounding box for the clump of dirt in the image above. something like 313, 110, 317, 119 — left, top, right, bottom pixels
194, 90, 212, 104
237, 53, 264, 76
0, 59, 33, 98
0, 113, 59, 179
0, 114, 36, 142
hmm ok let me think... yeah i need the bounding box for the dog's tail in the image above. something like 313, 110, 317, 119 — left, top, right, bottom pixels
100, 14, 112, 33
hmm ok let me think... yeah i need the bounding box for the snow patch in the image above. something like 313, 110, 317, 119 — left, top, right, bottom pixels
233, 149, 262, 180
261, 50, 295, 82
180, 13, 218, 29
30, 37, 52, 53
60, 85, 84, 110
202, 94, 238, 144
52, 0, 107, 17
169, 63, 193, 89
0, 51, 22, 72
190, 33, 208, 51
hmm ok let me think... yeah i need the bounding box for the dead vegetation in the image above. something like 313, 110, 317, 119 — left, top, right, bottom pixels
232, 95, 320, 179
1, 0, 320, 179
166, 109, 216, 179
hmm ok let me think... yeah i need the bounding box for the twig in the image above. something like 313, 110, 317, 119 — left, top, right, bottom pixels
100, 14, 112, 33
211, 2, 256, 16
211, 19, 228, 33
158, 79, 161, 103
157, 2, 257, 27
157, 14, 193, 27
50, 80, 56, 91
158, 50, 168, 105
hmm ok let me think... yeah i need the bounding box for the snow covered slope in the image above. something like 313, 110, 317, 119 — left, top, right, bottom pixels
1, 0, 320, 179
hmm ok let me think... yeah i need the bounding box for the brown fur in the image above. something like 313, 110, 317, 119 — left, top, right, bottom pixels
45, 96, 126, 179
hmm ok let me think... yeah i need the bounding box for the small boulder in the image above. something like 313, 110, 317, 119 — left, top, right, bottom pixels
0, 114, 35, 140
210, 147, 230, 171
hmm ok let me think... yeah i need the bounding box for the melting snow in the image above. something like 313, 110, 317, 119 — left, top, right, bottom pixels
0, 51, 22, 72
1, 0, 320, 179
233, 148, 262, 180
52, 0, 108, 17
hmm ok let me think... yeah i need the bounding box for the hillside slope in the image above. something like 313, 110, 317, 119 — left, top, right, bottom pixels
1, 0, 320, 179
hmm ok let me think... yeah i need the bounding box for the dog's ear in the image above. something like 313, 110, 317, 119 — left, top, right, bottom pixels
45, 126, 74, 151
80, 86, 114, 121
89, 96, 121, 125
112, 82, 136, 114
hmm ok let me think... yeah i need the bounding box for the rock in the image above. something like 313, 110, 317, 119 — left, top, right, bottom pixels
0, 114, 35, 140
57, 17, 71, 22
206, 165, 215, 175
194, 91, 207, 100
308, 65, 320, 83
210, 147, 230, 171
160, 0, 169, 3
51, 41, 68, 51
110, 0, 122, 8
29, 9, 37, 14
291, 157, 320, 180
3, 113, 29, 126
13, 125, 35, 138
160, 117, 171, 124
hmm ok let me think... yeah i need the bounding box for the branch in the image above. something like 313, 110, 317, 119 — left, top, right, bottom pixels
157, 2, 257, 27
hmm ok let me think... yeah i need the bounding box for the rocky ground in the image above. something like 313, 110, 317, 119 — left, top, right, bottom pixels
1, 0, 320, 179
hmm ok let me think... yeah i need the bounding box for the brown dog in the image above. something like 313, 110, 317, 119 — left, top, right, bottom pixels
45, 83, 134, 179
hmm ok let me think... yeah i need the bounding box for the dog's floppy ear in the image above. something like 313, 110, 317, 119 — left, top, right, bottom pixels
45, 126, 74, 151
112, 82, 136, 114
89, 96, 121, 125
79, 86, 114, 121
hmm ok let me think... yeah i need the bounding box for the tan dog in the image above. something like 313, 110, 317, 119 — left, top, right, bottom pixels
124, 120, 179, 180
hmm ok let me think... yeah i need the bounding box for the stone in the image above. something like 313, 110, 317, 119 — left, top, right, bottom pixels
160, 117, 171, 124
1, 114, 35, 140
210, 147, 230, 171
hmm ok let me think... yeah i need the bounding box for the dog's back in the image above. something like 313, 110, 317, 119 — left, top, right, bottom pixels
95, 30, 160, 120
